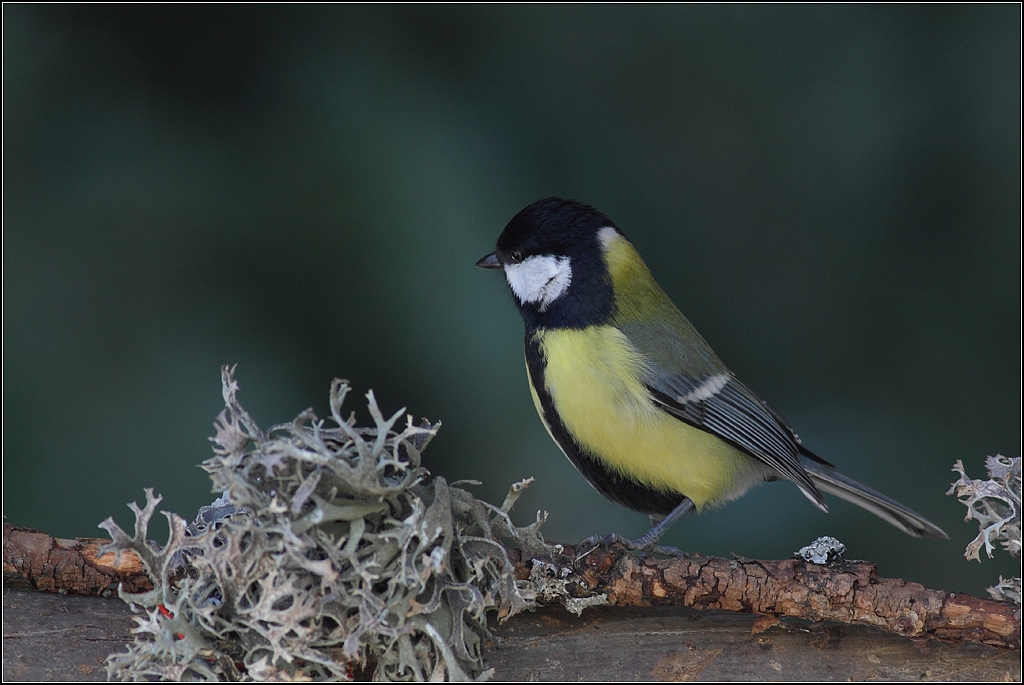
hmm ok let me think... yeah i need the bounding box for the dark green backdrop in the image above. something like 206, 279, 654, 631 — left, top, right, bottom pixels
4, 5, 1020, 596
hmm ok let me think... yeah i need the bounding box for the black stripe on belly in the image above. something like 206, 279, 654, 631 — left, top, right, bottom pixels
525, 331, 684, 517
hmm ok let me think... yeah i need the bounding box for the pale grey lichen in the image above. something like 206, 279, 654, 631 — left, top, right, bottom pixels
101, 366, 535, 681
794, 536, 846, 564
522, 559, 608, 617
948, 455, 1021, 605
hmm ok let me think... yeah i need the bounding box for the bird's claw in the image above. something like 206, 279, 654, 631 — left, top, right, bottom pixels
574, 533, 684, 559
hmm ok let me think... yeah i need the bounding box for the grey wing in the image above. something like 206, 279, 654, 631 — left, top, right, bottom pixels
643, 366, 827, 511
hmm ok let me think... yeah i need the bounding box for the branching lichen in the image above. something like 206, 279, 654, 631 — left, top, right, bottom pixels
101, 366, 535, 681
522, 558, 608, 617
948, 455, 1022, 605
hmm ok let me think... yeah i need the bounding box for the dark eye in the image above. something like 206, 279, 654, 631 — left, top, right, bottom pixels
510, 250, 524, 263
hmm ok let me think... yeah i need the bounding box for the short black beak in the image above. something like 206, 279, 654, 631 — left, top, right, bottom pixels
475, 252, 502, 270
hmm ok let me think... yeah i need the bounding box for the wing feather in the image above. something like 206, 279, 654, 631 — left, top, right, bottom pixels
617, 319, 826, 510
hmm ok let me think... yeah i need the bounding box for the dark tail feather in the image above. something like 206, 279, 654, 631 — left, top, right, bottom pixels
798, 454, 948, 540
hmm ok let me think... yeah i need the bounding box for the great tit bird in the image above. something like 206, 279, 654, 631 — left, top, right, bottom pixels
477, 197, 947, 549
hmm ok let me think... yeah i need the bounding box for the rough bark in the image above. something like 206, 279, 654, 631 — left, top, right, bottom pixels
2, 524, 153, 596
512, 544, 1021, 649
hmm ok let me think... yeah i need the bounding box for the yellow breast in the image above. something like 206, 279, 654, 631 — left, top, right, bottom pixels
533, 326, 760, 509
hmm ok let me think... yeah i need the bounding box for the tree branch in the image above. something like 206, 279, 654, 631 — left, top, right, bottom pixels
4, 524, 1019, 650
510, 543, 1020, 649
2, 524, 152, 596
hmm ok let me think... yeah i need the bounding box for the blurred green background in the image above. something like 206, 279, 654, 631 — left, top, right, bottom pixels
4, 5, 1020, 596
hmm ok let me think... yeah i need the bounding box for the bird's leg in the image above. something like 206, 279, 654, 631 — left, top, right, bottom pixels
576, 499, 694, 558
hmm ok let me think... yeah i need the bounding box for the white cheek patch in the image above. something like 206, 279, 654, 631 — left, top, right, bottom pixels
504, 255, 573, 312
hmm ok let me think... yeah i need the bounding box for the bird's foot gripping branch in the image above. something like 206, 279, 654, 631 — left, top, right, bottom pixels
100, 366, 545, 681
